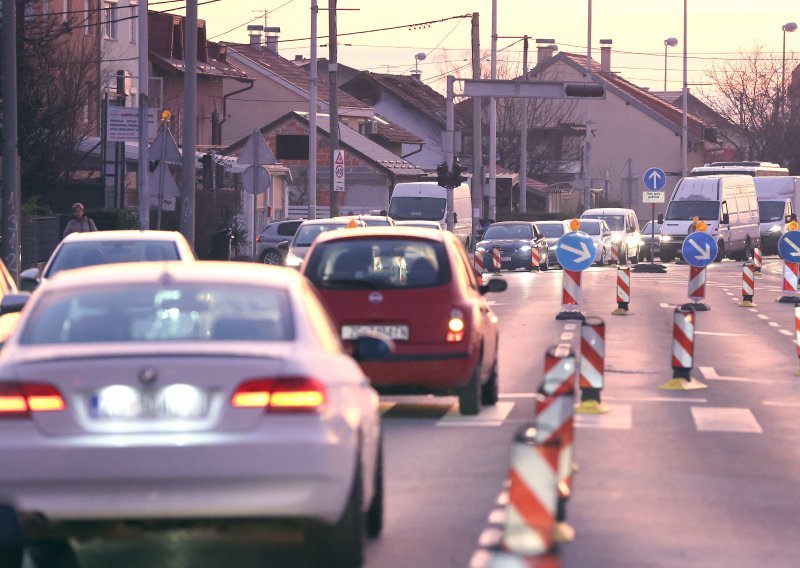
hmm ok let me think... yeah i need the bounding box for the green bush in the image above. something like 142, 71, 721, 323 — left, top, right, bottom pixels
85, 209, 139, 231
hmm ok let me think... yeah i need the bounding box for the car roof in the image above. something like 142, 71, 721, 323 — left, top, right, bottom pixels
312, 226, 449, 245
487, 221, 533, 226
582, 208, 632, 215
298, 218, 362, 227
534, 220, 568, 225
61, 230, 188, 243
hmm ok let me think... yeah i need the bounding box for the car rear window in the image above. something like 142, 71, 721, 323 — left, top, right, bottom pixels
304, 238, 451, 290
293, 223, 348, 246
46, 241, 181, 277
19, 284, 294, 345
536, 224, 564, 238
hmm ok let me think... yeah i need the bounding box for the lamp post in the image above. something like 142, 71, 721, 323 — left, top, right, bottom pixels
782, 22, 797, 119
664, 37, 678, 91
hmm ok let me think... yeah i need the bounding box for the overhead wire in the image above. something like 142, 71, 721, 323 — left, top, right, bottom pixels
208, 0, 297, 40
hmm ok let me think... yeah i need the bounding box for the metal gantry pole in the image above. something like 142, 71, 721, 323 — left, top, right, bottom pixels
181, 0, 198, 248
308, 0, 318, 220
584, 0, 593, 211
328, 0, 340, 217
519, 35, 529, 214
446, 76, 456, 232
471, 12, 482, 247
489, 0, 497, 222
681, 0, 688, 178
1, 0, 20, 282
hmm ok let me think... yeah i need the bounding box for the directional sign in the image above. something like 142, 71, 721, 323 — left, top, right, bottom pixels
555, 231, 597, 272
242, 165, 271, 195
334, 150, 345, 192
681, 231, 718, 268
643, 167, 667, 191
778, 230, 800, 262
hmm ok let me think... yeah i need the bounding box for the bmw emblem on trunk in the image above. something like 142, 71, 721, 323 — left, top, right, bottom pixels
138, 367, 158, 385
368, 291, 384, 305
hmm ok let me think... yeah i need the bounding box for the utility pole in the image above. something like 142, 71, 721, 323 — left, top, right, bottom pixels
584, 0, 593, 212
681, 0, 688, 178
520, 35, 529, 214
328, 0, 340, 217
137, 0, 150, 229
471, 12, 481, 247
308, 0, 318, 219
181, 0, 198, 248
489, 0, 497, 222
446, 76, 456, 232
2, 0, 20, 281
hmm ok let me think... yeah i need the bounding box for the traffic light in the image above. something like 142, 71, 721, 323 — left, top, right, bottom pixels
451, 158, 464, 187
564, 83, 605, 98
437, 162, 450, 189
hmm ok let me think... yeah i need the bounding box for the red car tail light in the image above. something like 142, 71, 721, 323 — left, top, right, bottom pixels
231, 377, 327, 412
446, 309, 466, 342
0, 383, 66, 417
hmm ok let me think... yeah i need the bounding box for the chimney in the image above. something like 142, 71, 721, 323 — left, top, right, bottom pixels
265, 26, 281, 54
410, 69, 422, 81
247, 24, 263, 48
600, 39, 612, 72
535, 39, 557, 66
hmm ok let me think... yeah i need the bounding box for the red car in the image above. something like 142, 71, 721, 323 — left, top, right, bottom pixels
302, 227, 506, 415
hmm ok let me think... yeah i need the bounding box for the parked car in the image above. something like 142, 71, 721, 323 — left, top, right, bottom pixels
534, 220, 572, 268
395, 220, 443, 231
577, 219, 613, 265
0, 261, 387, 568
640, 221, 662, 261
475, 221, 550, 271
285, 218, 367, 269
19, 230, 195, 291
333, 215, 396, 227
302, 227, 507, 416
256, 219, 304, 265
581, 207, 643, 263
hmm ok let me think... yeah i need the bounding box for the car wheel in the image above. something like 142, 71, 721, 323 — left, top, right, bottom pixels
714, 240, 725, 262
365, 438, 383, 539
458, 363, 482, 416
481, 358, 499, 406
308, 460, 364, 568
260, 249, 283, 265
27, 541, 79, 568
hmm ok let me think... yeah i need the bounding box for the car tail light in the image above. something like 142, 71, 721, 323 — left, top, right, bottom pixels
447, 309, 466, 342
231, 377, 327, 412
256, 235, 263, 243
0, 383, 66, 418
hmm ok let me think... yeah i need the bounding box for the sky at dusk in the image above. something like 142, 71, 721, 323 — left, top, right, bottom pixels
172, 0, 800, 97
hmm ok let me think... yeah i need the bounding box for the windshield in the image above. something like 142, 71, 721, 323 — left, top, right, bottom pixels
293, 223, 348, 247
642, 222, 660, 234
536, 224, 565, 238
580, 220, 603, 235
759, 201, 786, 223
20, 284, 294, 345
582, 214, 624, 231
46, 241, 181, 278
482, 225, 533, 240
304, 238, 451, 290
388, 197, 446, 221
665, 200, 720, 221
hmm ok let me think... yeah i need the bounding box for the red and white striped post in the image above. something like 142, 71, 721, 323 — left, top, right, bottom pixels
779, 261, 799, 304
474, 249, 485, 274
492, 246, 502, 273
612, 265, 631, 315
659, 307, 707, 390
609, 242, 620, 264
577, 318, 610, 414
753, 247, 762, 275
739, 259, 756, 307
556, 270, 584, 321
795, 305, 800, 375
531, 246, 541, 272
684, 265, 710, 311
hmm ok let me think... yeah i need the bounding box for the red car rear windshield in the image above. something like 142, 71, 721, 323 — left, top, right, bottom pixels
305, 239, 451, 290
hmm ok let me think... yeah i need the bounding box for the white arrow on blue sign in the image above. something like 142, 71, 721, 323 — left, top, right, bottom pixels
778, 230, 800, 262
643, 167, 667, 191
555, 231, 597, 272
681, 232, 718, 268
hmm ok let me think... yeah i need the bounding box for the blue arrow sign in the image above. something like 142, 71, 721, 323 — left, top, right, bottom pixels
681, 232, 718, 268
556, 231, 597, 272
778, 230, 800, 262
643, 167, 666, 191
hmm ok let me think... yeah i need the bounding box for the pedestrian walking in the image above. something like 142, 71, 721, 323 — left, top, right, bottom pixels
62, 203, 97, 238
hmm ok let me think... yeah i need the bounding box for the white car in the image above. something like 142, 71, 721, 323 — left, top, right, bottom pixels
577, 219, 613, 265
394, 220, 443, 230
0, 262, 385, 568
581, 207, 642, 263
285, 218, 366, 269
20, 230, 196, 291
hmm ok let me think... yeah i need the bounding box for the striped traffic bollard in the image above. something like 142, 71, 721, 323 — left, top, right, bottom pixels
576, 318, 611, 414
555, 270, 585, 321
539, 345, 577, 544
609, 242, 620, 265
682, 265, 710, 312
753, 247, 762, 275
612, 265, 631, 315
531, 246, 541, 272
659, 307, 707, 390
474, 249, 485, 274
739, 259, 756, 307
795, 305, 800, 377
493, 246, 503, 273
779, 261, 799, 304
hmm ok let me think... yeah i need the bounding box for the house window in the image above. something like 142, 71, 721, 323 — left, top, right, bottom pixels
276, 135, 310, 160
102, 1, 117, 40
130, 0, 137, 43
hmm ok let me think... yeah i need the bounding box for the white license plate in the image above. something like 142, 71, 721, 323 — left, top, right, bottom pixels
89, 384, 209, 420
502, 256, 512, 262
342, 324, 409, 341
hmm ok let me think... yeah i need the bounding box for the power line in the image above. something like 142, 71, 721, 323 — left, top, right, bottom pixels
424, 38, 524, 84
208, 0, 297, 40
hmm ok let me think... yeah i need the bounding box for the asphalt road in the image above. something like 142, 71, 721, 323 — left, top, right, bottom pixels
39, 257, 800, 567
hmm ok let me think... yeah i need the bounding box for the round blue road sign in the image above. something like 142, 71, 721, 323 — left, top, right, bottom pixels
556, 231, 597, 272
681, 232, 718, 268
778, 230, 800, 262
643, 167, 667, 191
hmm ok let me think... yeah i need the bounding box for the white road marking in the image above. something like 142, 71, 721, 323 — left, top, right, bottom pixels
564, 323, 577, 331
691, 407, 763, 434
768, 322, 780, 327
468, 550, 493, 568
757, 314, 770, 320
437, 401, 515, 427
780, 329, 794, 336
699, 366, 781, 384
496, 491, 509, 505
499, 393, 538, 399
575, 404, 632, 430
487, 508, 506, 525
560, 332, 574, 341
478, 527, 503, 548
659, 303, 672, 308
603, 396, 707, 403
725, 291, 734, 296
763, 400, 800, 407
695, 331, 745, 337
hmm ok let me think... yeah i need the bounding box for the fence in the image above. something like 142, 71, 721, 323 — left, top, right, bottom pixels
21, 216, 61, 270
286, 205, 380, 220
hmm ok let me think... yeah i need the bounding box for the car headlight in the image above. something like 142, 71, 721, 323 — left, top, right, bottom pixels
769, 224, 783, 233
660, 235, 672, 243
519, 245, 531, 251
286, 252, 303, 268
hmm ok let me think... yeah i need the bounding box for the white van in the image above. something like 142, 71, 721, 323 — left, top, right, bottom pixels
580, 207, 642, 263
753, 177, 799, 254
388, 182, 473, 247
660, 175, 760, 262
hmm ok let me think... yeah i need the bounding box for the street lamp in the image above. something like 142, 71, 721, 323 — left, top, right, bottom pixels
782, 22, 797, 118
664, 37, 678, 91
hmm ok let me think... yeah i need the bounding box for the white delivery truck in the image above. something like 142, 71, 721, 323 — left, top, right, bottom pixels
752, 177, 799, 254
388, 182, 473, 247
659, 175, 760, 262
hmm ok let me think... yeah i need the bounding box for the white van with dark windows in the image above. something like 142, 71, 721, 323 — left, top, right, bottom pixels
659, 175, 760, 262
752, 177, 799, 254
388, 182, 473, 247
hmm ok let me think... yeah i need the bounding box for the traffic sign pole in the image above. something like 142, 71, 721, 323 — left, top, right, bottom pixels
634, 166, 668, 273
680, 232, 716, 312
555, 229, 596, 320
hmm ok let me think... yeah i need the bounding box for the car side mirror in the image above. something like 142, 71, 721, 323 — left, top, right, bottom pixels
277, 240, 290, 252
786, 214, 797, 224
721, 213, 730, 225
657, 213, 664, 224
0, 293, 31, 316
379, 210, 388, 216
351, 334, 395, 362
479, 278, 508, 295
19, 268, 40, 293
